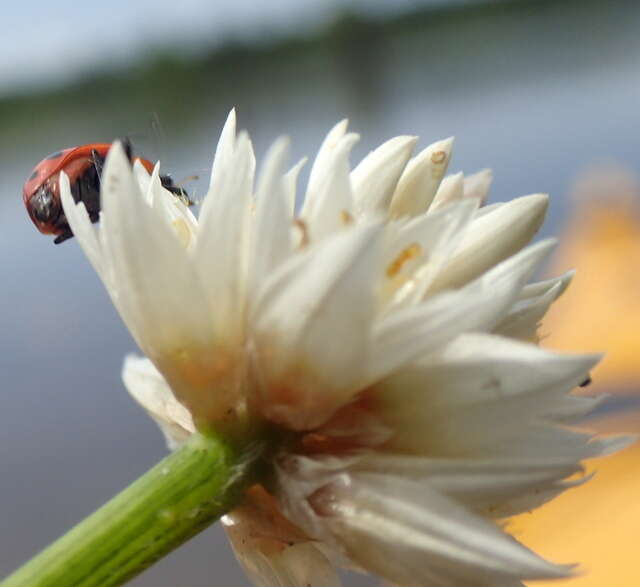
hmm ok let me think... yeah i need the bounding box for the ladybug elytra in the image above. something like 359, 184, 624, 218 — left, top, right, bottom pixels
23, 139, 189, 244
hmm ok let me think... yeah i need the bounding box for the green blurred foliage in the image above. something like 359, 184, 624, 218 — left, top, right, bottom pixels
0, 0, 568, 152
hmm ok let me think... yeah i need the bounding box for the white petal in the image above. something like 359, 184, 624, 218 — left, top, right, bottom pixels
251, 224, 381, 429
132, 159, 153, 204
368, 241, 552, 383
473, 201, 503, 219
494, 280, 564, 341
60, 173, 106, 279
99, 143, 215, 358
383, 199, 479, 309
323, 473, 570, 585
351, 136, 417, 216
428, 194, 549, 293
306, 133, 358, 240
464, 168, 493, 204
223, 488, 341, 587
122, 355, 194, 450
369, 292, 500, 384
147, 163, 198, 249
195, 132, 254, 339
375, 332, 604, 459
352, 454, 584, 519
468, 238, 556, 294
302, 120, 349, 218
208, 108, 237, 196
228, 540, 341, 587
518, 270, 574, 301
284, 157, 307, 215
249, 137, 293, 293
389, 137, 454, 218
429, 171, 465, 212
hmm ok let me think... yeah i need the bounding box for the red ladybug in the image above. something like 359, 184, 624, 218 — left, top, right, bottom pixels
23, 139, 188, 244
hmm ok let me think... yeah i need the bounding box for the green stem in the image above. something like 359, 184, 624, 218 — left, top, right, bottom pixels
2, 431, 264, 587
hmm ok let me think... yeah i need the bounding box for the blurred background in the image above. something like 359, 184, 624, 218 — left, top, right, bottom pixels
1, 0, 640, 585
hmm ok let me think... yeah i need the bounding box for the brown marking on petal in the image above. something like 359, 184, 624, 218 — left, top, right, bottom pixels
340, 209, 354, 225
294, 218, 310, 248
431, 150, 447, 164
262, 381, 344, 431
386, 242, 422, 278
223, 485, 311, 556
297, 389, 390, 455
171, 348, 235, 386
254, 350, 351, 430
156, 346, 246, 425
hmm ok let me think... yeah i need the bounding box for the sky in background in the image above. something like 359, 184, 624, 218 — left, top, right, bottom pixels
0, 0, 475, 95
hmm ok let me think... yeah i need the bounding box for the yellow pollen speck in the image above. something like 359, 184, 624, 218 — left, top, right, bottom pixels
340, 210, 354, 225
431, 150, 447, 164
294, 218, 310, 248
386, 243, 422, 278
172, 218, 192, 248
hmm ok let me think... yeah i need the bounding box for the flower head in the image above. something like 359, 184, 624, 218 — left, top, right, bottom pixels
62, 110, 626, 586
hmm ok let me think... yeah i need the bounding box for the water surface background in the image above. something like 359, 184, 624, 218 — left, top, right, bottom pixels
1, 1, 639, 584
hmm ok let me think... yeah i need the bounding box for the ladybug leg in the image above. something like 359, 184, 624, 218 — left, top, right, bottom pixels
160, 174, 194, 206
54, 230, 74, 245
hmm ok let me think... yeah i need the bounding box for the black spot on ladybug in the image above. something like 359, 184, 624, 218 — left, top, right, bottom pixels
29, 170, 38, 180
45, 150, 64, 160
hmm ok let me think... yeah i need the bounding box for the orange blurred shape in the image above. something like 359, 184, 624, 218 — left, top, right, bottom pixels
541, 165, 640, 388
513, 433, 640, 587
515, 165, 640, 585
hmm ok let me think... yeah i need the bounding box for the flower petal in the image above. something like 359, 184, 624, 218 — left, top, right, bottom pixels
375, 332, 607, 459
147, 163, 198, 249
494, 279, 565, 342
383, 199, 479, 309
60, 172, 106, 279
284, 157, 307, 214
249, 137, 293, 292
99, 143, 215, 358
122, 355, 194, 450
368, 240, 554, 383
132, 159, 153, 205
464, 168, 493, 204
251, 224, 381, 429
321, 473, 571, 585
429, 171, 465, 212
306, 133, 358, 240
428, 193, 549, 293
223, 486, 341, 587
195, 132, 254, 339
302, 120, 349, 218
389, 137, 454, 218
351, 136, 417, 217
518, 270, 574, 301
352, 453, 584, 519
208, 108, 237, 196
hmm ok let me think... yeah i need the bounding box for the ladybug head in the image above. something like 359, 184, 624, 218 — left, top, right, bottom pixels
27, 183, 62, 233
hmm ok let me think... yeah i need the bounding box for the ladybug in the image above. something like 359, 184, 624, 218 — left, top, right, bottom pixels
23, 139, 189, 244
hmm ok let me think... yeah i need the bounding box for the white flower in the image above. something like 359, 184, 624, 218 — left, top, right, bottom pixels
62, 110, 627, 587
